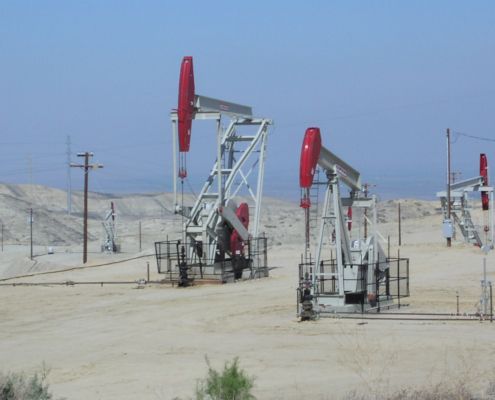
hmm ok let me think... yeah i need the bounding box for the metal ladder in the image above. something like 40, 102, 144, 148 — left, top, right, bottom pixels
304, 169, 321, 261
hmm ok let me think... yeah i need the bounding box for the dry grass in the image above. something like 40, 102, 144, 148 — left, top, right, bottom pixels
334, 328, 495, 400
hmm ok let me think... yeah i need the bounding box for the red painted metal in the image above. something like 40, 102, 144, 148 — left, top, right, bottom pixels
236, 203, 249, 229
231, 230, 244, 258
111, 202, 115, 220
300, 127, 322, 189
481, 154, 489, 211
300, 190, 311, 209
347, 206, 352, 232
300, 128, 322, 209
231, 203, 249, 258
177, 56, 195, 153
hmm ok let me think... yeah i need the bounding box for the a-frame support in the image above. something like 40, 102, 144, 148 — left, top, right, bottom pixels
171, 95, 273, 266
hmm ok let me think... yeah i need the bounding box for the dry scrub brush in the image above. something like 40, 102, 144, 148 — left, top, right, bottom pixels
334, 326, 399, 397
334, 327, 495, 400
0, 363, 65, 400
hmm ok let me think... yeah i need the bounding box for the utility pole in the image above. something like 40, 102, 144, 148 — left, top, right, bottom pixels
447, 128, 451, 247
362, 183, 376, 238
67, 136, 72, 215
71, 152, 103, 263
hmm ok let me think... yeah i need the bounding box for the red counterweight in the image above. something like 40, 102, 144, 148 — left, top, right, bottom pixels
236, 202, 249, 228
231, 203, 249, 258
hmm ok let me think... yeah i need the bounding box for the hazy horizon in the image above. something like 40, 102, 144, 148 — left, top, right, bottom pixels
1, 2, 494, 203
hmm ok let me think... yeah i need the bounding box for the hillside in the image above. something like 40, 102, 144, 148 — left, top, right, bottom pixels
0, 183, 455, 249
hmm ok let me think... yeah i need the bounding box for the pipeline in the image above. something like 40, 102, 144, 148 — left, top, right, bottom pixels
328, 311, 479, 317
0, 254, 155, 282
0, 281, 147, 286
0, 279, 224, 287
319, 312, 491, 322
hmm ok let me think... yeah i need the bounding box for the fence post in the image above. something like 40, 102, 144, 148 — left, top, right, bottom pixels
397, 258, 401, 309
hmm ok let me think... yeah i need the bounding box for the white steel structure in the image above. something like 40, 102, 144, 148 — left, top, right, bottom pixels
171, 94, 273, 277
310, 149, 389, 311
298, 128, 408, 317
436, 176, 494, 250
101, 202, 119, 253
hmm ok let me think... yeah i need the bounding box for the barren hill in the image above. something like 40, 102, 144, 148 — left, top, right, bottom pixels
1, 182, 478, 250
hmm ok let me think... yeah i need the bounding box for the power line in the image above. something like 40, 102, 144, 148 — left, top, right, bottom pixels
70, 140, 168, 154
0, 142, 64, 145
453, 131, 495, 142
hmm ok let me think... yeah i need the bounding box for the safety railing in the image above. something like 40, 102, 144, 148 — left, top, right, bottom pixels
155, 237, 268, 280
298, 257, 410, 310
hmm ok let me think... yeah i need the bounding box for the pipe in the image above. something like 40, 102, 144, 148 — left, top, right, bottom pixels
490, 282, 493, 323
321, 316, 482, 322
457, 291, 460, 316
0, 279, 224, 287
0, 254, 155, 282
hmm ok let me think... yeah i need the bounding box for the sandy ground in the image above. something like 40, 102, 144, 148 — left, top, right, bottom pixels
0, 184, 494, 399
1, 237, 494, 400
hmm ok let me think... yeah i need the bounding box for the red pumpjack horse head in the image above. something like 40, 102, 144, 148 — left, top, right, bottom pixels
299, 128, 352, 247
299, 127, 353, 217
299, 127, 321, 209
177, 56, 195, 178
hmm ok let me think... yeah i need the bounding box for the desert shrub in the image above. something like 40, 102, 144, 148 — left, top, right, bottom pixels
194, 356, 256, 400
0, 364, 65, 400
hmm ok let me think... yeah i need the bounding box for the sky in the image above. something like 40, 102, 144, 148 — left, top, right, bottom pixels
0, 1, 494, 202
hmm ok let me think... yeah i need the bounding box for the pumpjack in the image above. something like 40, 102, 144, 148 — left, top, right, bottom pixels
436, 154, 494, 251
101, 202, 120, 253
155, 57, 271, 283
297, 128, 409, 316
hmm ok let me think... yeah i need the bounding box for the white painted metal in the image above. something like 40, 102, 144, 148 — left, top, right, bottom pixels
306, 144, 386, 310
101, 207, 117, 253
194, 95, 253, 117
170, 97, 273, 265
172, 119, 178, 208
318, 146, 361, 192
436, 175, 494, 249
